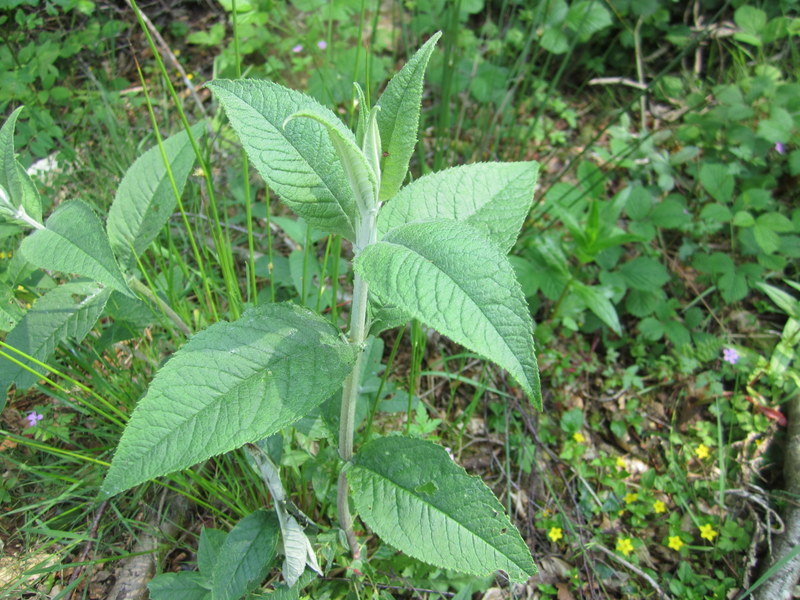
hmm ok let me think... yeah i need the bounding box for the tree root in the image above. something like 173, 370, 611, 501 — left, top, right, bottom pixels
753, 393, 800, 600
107, 490, 190, 600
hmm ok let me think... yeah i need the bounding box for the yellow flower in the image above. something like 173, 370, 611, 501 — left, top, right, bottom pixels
616, 537, 634, 557
653, 500, 667, 514
695, 444, 710, 459
615, 456, 627, 469
699, 524, 717, 542
187, 73, 194, 80
624, 492, 638, 504
667, 536, 684, 551
573, 432, 586, 443
548, 527, 563, 542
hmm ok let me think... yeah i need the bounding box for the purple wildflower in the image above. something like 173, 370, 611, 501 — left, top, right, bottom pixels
775, 142, 786, 155
292, 44, 303, 53
723, 347, 739, 365
26, 411, 43, 427
317, 40, 327, 50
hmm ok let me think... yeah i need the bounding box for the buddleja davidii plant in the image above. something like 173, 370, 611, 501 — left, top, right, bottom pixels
0, 106, 204, 410
102, 32, 542, 585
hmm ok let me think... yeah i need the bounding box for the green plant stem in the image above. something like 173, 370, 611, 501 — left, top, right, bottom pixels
128, 277, 192, 337
336, 207, 377, 558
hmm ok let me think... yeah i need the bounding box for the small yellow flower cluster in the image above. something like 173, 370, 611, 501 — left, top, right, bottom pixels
0, 250, 11, 259
624, 492, 638, 504
665, 524, 718, 552
572, 432, 586, 443
653, 500, 666, 514
548, 527, 563, 542
667, 536, 684, 551
695, 444, 711, 459
699, 523, 717, 541
616, 537, 634, 557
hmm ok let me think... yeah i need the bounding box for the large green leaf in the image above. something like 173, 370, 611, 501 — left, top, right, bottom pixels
376, 32, 440, 201
349, 436, 537, 582
377, 162, 539, 253
148, 573, 211, 600
101, 303, 356, 496
0, 281, 111, 406
211, 510, 279, 600
355, 219, 541, 408
207, 79, 356, 239
19, 200, 133, 297
106, 123, 205, 271
0, 106, 42, 227
287, 107, 377, 218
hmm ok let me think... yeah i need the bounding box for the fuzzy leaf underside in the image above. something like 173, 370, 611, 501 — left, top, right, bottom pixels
0, 106, 43, 225
207, 79, 356, 239
376, 32, 441, 201
349, 436, 537, 582
20, 200, 133, 297
378, 161, 539, 253
107, 123, 205, 271
288, 107, 377, 215
211, 510, 279, 600
356, 219, 541, 408
101, 303, 356, 496
0, 280, 110, 405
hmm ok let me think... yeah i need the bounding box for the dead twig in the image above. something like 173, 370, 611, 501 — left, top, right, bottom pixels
590, 543, 671, 600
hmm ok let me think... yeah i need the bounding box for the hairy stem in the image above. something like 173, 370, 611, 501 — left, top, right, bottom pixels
128, 277, 192, 337
337, 208, 377, 559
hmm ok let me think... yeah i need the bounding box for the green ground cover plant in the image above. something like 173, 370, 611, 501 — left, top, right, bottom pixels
1, 1, 799, 599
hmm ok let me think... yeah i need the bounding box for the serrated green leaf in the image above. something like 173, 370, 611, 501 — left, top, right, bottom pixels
207, 79, 356, 239
212, 510, 279, 600
376, 32, 441, 201
198, 529, 227, 575
618, 257, 669, 291
719, 270, 749, 303
754, 224, 781, 254
20, 200, 133, 297
0, 106, 43, 226
638, 316, 664, 341
566, 0, 612, 41
0, 281, 111, 405
0, 284, 23, 332
699, 163, 734, 204
355, 219, 541, 408
349, 436, 537, 583
101, 303, 356, 496
287, 106, 377, 218
368, 301, 410, 336
148, 572, 211, 600
625, 289, 659, 318
757, 212, 794, 232
377, 162, 539, 254
106, 123, 205, 271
